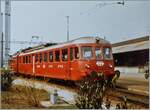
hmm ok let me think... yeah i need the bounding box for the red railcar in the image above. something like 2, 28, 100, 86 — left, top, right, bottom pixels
9, 37, 115, 81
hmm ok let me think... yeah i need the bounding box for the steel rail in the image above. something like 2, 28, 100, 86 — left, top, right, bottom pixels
1, 0, 150, 1
108, 88, 149, 106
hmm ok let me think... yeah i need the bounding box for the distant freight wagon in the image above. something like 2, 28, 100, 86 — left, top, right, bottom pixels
9, 37, 116, 81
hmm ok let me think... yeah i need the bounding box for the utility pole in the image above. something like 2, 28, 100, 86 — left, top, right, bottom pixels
66, 16, 69, 42
5, 0, 11, 67
0, 0, 3, 68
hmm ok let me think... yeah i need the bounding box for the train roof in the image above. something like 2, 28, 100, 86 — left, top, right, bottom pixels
19, 36, 110, 56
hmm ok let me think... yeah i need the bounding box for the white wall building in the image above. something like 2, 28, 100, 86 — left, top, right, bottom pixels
112, 36, 149, 74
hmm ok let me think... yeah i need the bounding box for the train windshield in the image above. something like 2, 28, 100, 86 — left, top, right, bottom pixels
82, 46, 93, 59
95, 47, 103, 59
103, 47, 113, 60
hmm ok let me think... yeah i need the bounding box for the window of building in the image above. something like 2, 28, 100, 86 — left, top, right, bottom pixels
39, 53, 42, 63
70, 48, 73, 61
49, 51, 53, 62
55, 50, 60, 61
75, 47, 79, 59
62, 49, 68, 61
44, 53, 48, 62
35, 54, 38, 63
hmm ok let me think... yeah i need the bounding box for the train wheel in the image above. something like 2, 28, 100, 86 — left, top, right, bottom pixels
145, 72, 149, 79
15, 73, 20, 77
112, 70, 120, 87
115, 70, 120, 78
44, 77, 50, 82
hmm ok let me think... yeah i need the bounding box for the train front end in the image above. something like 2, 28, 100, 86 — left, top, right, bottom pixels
78, 37, 115, 80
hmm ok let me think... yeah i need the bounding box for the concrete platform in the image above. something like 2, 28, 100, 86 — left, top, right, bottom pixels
40, 101, 76, 109
116, 73, 149, 95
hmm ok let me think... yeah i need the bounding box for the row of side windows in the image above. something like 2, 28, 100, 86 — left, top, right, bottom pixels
35, 47, 79, 63
23, 55, 31, 64
22, 47, 79, 63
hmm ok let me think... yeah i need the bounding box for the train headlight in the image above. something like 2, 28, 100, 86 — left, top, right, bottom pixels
85, 64, 90, 69
109, 64, 113, 68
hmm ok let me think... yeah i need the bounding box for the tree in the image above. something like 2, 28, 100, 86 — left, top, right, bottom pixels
75, 71, 109, 109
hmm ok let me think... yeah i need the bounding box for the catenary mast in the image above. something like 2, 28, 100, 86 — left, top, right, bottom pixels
0, 0, 3, 68
4, 0, 11, 67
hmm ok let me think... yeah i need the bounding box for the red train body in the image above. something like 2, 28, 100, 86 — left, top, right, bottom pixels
9, 37, 115, 81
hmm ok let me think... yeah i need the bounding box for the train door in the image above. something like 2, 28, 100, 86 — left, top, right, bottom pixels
46, 51, 54, 78
34, 53, 40, 76
102, 46, 114, 75
61, 48, 70, 80
69, 47, 80, 80
39, 53, 43, 76
32, 55, 35, 76
54, 50, 61, 78
11, 57, 17, 73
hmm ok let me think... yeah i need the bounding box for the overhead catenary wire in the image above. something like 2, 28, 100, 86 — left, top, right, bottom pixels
3, 40, 51, 44
80, 0, 125, 16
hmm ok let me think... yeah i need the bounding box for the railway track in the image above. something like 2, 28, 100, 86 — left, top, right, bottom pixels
13, 75, 149, 108
106, 87, 149, 108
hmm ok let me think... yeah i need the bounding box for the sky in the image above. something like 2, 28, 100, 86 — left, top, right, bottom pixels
1, 1, 150, 54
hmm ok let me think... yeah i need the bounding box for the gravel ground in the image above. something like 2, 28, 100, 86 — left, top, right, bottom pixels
3, 77, 147, 109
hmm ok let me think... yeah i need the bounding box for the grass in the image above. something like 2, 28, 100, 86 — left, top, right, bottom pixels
1, 85, 49, 109
1, 84, 77, 109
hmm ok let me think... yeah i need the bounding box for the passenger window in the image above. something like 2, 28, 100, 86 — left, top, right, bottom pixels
23, 56, 25, 63
19, 57, 21, 63
62, 49, 68, 61
95, 47, 102, 59
26, 56, 28, 63
103, 47, 112, 60
44, 53, 48, 62
75, 47, 79, 59
39, 53, 42, 63
49, 51, 53, 62
25, 56, 26, 63
21, 57, 23, 63
82, 46, 93, 59
55, 50, 60, 61
35, 54, 38, 63
29, 55, 31, 63
70, 48, 73, 61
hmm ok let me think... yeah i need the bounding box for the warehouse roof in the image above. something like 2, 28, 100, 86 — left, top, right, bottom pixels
112, 36, 149, 54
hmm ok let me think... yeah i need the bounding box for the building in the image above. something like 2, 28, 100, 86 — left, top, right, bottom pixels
112, 36, 149, 74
